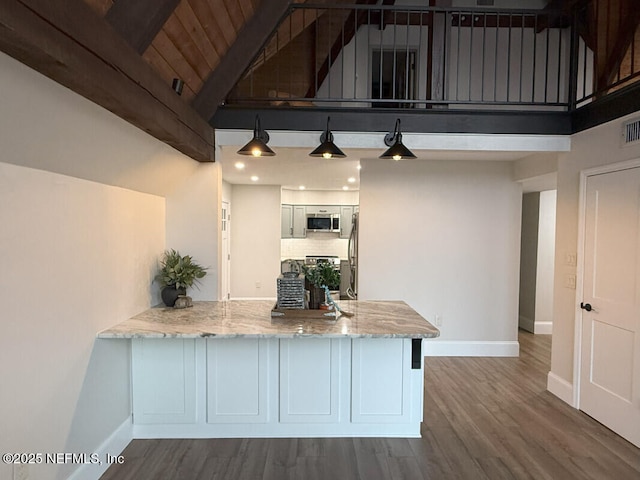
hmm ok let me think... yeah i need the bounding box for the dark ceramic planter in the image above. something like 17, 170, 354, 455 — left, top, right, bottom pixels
308, 284, 326, 310
161, 285, 186, 307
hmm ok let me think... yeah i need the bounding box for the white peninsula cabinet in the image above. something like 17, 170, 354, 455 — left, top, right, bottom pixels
99, 300, 439, 438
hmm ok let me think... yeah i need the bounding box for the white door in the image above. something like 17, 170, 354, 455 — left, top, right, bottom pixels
580, 166, 640, 447
221, 201, 231, 300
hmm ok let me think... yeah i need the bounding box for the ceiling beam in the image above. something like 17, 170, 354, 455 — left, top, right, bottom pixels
0, 0, 215, 162
193, 0, 293, 123
213, 106, 572, 136
105, 0, 181, 54
595, 0, 640, 92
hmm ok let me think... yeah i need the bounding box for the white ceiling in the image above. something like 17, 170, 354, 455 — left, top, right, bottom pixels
217, 130, 569, 191
219, 146, 544, 191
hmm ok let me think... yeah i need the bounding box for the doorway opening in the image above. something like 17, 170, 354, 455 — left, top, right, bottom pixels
518, 189, 557, 335
371, 49, 417, 108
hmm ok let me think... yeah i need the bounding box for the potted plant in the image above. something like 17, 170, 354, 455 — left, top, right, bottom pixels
302, 263, 340, 309
156, 249, 207, 307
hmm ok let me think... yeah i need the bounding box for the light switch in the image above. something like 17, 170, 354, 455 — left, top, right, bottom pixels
565, 274, 576, 289
565, 253, 577, 266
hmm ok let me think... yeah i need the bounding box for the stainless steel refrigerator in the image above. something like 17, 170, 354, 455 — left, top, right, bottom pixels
346, 212, 358, 299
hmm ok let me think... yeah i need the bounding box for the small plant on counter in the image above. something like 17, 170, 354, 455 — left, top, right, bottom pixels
156, 249, 207, 307
302, 263, 340, 309
302, 262, 340, 289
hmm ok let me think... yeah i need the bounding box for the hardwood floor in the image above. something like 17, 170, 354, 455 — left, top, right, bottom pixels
100, 331, 640, 479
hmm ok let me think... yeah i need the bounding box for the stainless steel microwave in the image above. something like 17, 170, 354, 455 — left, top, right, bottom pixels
306, 214, 340, 232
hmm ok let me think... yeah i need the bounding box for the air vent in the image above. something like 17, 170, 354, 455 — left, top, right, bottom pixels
623, 118, 640, 146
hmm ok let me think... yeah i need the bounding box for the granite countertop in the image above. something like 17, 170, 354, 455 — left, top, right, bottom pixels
97, 300, 440, 339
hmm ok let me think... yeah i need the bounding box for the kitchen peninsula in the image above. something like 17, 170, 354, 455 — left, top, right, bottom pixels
98, 300, 439, 438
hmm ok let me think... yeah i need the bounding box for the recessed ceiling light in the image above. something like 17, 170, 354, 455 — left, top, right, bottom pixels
299, 185, 306, 190
347, 177, 356, 183
234, 161, 245, 170
251, 175, 259, 182
357, 164, 362, 170
343, 186, 349, 191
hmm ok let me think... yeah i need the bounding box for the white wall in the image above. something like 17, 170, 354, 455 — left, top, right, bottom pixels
0, 162, 165, 480
230, 185, 281, 298
0, 55, 199, 197
550, 112, 640, 401
166, 162, 221, 301
519, 192, 540, 332
535, 190, 556, 334
0, 52, 209, 480
359, 158, 522, 354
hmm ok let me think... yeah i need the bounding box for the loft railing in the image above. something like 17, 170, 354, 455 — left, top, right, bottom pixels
225, 1, 640, 112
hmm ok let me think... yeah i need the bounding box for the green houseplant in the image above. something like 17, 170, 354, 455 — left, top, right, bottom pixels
156, 249, 207, 307
302, 263, 340, 309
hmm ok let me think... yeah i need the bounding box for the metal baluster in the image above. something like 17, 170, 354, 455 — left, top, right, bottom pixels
493, 12, 499, 102
532, 12, 538, 103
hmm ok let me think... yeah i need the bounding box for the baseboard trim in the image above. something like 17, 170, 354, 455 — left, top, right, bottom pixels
534, 322, 553, 335
67, 417, 132, 480
547, 372, 575, 407
424, 341, 519, 357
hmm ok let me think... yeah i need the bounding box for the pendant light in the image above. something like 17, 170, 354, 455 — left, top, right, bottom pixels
237, 115, 275, 157
309, 116, 346, 158
379, 119, 416, 160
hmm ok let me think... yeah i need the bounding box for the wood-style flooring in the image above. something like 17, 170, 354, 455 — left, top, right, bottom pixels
100, 331, 640, 479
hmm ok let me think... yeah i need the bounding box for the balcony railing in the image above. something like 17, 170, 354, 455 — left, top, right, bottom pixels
225, 1, 640, 112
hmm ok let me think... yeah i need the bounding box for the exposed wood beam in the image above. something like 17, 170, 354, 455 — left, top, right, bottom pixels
595, 0, 640, 92
193, 0, 292, 123
0, 0, 215, 162
105, 0, 180, 54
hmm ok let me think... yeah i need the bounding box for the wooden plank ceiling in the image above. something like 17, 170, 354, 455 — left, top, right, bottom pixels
1, 0, 639, 163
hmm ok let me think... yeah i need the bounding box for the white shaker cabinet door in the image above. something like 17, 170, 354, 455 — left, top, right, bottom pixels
206, 338, 270, 424
351, 338, 414, 424
132, 338, 197, 425
279, 338, 342, 423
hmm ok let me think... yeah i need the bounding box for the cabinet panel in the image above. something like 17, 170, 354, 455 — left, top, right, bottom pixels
340, 206, 354, 239
280, 338, 340, 423
132, 338, 196, 424
281, 204, 293, 238
351, 338, 412, 423
306, 205, 340, 215
292, 205, 306, 238
206, 338, 269, 423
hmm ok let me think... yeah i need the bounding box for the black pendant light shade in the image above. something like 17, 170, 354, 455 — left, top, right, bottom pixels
237, 115, 275, 157
380, 119, 416, 160
309, 117, 346, 158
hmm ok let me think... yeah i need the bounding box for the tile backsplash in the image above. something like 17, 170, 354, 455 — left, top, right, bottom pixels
281, 231, 348, 260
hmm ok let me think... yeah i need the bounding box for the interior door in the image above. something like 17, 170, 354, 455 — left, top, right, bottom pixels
580, 166, 640, 447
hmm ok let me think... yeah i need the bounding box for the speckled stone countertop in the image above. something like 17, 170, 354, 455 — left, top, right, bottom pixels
97, 300, 440, 339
